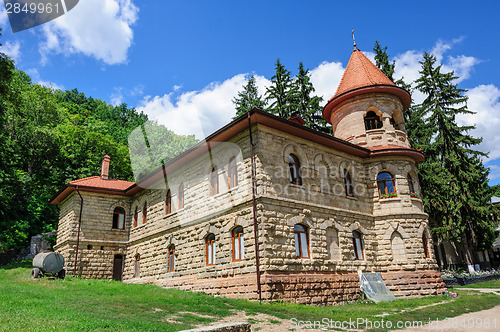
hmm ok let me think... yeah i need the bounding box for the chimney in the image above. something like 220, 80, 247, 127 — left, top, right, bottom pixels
101, 155, 110, 180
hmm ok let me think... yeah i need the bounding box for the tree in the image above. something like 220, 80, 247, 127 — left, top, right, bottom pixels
232, 75, 266, 118
373, 41, 395, 82
265, 59, 298, 118
415, 52, 498, 271
293, 62, 328, 133
372, 41, 427, 149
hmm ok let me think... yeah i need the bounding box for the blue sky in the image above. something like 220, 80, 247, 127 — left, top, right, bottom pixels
1, 0, 500, 184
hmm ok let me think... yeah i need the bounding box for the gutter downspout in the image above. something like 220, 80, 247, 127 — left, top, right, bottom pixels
248, 111, 262, 301
73, 186, 84, 277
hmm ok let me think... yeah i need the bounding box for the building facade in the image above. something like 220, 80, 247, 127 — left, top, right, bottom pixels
51, 48, 446, 305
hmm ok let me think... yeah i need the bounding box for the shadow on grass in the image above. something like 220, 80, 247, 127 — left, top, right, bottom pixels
0, 259, 32, 270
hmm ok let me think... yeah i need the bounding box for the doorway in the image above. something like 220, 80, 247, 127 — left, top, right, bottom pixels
112, 254, 124, 281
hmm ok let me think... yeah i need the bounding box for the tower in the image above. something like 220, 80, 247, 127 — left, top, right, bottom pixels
323, 47, 411, 149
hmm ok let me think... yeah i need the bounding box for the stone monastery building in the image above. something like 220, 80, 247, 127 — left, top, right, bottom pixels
51, 48, 446, 305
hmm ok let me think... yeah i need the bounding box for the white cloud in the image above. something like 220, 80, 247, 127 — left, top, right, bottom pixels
40, 0, 138, 65
25, 68, 64, 90
110, 90, 124, 106
456, 84, 500, 161
310, 61, 345, 102
0, 40, 21, 62
110, 84, 144, 106
0, 6, 7, 27
137, 74, 272, 139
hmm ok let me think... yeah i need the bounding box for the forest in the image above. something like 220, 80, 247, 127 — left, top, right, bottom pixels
0, 30, 196, 253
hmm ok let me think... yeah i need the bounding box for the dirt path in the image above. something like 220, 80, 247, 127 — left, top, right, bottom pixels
197, 288, 500, 331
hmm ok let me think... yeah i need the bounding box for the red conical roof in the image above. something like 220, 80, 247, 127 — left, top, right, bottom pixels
323, 49, 411, 123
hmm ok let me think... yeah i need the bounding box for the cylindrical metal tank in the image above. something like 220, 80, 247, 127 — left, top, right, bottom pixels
32, 252, 65, 274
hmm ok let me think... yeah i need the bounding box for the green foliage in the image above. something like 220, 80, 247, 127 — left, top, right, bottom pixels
265, 58, 298, 118
373, 41, 395, 82
232, 75, 266, 118
235, 60, 329, 134
0, 33, 195, 252
292, 62, 329, 134
415, 52, 498, 256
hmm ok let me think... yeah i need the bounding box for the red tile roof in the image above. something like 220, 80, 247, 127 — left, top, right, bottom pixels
69, 176, 135, 191
323, 49, 411, 124
332, 49, 396, 100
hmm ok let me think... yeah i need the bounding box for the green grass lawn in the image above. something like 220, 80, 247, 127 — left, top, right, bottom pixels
452, 279, 500, 289
1, 261, 500, 331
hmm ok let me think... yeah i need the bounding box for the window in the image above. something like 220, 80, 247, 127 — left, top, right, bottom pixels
168, 245, 175, 272
206, 234, 216, 266
142, 202, 147, 224
422, 233, 430, 258
352, 231, 364, 260
232, 226, 245, 261
294, 224, 310, 259
112, 207, 125, 229
228, 157, 238, 189
407, 174, 415, 194
377, 172, 396, 197
134, 255, 140, 278
133, 207, 138, 228
178, 183, 184, 209
210, 166, 219, 196
166, 190, 172, 214
364, 110, 382, 130
288, 154, 302, 185
344, 170, 354, 197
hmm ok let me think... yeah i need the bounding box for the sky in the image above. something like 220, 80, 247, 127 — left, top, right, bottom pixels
1, 0, 500, 184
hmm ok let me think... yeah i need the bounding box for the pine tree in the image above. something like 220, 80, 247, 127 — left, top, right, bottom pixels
293, 62, 329, 133
415, 52, 498, 271
372, 41, 427, 149
232, 75, 266, 118
373, 41, 395, 82
265, 59, 298, 118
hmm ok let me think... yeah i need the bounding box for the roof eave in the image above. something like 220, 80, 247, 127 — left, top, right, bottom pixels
323, 85, 411, 124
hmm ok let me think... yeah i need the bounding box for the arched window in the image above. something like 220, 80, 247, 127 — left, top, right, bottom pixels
167, 244, 175, 272
352, 231, 364, 260
232, 226, 244, 261
206, 234, 216, 266
422, 233, 430, 258
377, 172, 396, 197
289, 154, 302, 185
112, 207, 125, 229
294, 224, 310, 259
364, 110, 383, 130
134, 255, 140, 278
178, 183, 184, 209
210, 166, 219, 196
407, 174, 415, 194
142, 202, 147, 224
166, 190, 172, 214
228, 157, 238, 189
133, 207, 138, 228
344, 170, 354, 197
